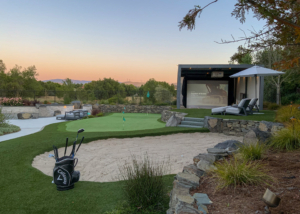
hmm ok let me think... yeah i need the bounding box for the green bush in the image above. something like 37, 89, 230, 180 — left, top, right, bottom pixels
154, 103, 169, 106
239, 142, 266, 161
108, 96, 125, 104
275, 105, 300, 123
0, 123, 21, 136
281, 93, 300, 105
88, 115, 95, 118
263, 101, 271, 109
172, 99, 177, 105
267, 103, 280, 110
270, 122, 300, 150
100, 99, 109, 104
63, 95, 72, 104
118, 155, 170, 212
96, 113, 104, 117
82, 116, 88, 119
212, 157, 273, 189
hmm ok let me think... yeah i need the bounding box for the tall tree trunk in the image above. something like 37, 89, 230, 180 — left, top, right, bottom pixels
276, 76, 281, 105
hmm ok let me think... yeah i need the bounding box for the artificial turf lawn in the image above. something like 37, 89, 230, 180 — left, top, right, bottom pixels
0, 121, 209, 214
172, 109, 276, 121
66, 113, 165, 132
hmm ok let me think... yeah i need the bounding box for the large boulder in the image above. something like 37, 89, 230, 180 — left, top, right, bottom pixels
243, 128, 272, 145
214, 140, 243, 151
175, 201, 201, 214
197, 160, 216, 172
17, 112, 38, 119
193, 153, 219, 165
166, 115, 183, 127
54, 110, 61, 116
71, 100, 82, 109
92, 103, 99, 110
183, 164, 205, 178
175, 172, 200, 188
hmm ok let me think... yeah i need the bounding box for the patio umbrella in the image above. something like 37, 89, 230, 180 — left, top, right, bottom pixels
229, 65, 284, 99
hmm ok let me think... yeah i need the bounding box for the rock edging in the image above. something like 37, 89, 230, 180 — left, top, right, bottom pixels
166, 140, 242, 214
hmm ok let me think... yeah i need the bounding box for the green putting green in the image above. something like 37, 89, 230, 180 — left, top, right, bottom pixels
66, 113, 165, 132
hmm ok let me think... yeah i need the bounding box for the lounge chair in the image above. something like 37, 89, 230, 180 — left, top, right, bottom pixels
211, 98, 250, 115
246, 98, 259, 114
224, 98, 251, 116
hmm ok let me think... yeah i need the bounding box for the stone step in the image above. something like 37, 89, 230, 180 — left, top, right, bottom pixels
177, 125, 204, 129
183, 117, 204, 122
181, 121, 204, 126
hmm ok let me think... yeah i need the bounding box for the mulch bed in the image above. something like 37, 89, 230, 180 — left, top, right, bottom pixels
191, 150, 300, 214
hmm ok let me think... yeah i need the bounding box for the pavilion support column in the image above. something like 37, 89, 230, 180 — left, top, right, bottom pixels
259, 76, 264, 110
245, 77, 248, 98
176, 65, 182, 109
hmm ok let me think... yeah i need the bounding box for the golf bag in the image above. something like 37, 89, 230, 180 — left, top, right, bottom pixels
52, 129, 84, 191
53, 157, 80, 191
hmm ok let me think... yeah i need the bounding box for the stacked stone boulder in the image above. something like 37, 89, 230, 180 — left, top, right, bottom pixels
167, 140, 242, 214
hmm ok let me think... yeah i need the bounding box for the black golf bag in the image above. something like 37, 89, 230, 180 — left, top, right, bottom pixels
52, 128, 84, 191
53, 157, 80, 191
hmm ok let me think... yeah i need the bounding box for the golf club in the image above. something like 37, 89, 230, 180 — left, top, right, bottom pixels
53, 145, 59, 161
70, 141, 76, 158
64, 137, 69, 156
75, 136, 85, 155
76, 129, 84, 141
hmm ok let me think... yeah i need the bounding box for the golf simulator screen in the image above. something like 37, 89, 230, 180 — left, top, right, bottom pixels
186, 80, 228, 108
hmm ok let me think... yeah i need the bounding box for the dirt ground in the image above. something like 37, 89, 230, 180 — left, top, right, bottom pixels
191, 150, 300, 214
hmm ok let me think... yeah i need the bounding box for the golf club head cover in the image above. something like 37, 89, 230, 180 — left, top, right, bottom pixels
53, 156, 80, 191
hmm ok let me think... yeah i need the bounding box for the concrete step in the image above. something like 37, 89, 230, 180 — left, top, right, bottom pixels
177, 124, 204, 129
181, 121, 204, 126
183, 117, 204, 122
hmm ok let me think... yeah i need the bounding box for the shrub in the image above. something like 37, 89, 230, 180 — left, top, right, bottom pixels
154, 85, 172, 104
118, 154, 170, 212
212, 157, 273, 189
270, 122, 300, 150
108, 95, 125, 104
63, 95, 72, 104
281, 93, 300, 105
23, 99, 40, 106
88, 115, 95, 118
275, 105, 300, 123
0, 123, 21, 136
96, 113, 104, 117
239, 142, 266, 161
92, 109, 101, 116
172, 99, 177, 105
267, 103, 280, 110
154, 103, 169, 106
0, 97, 23, 106
263, 101, 271, 109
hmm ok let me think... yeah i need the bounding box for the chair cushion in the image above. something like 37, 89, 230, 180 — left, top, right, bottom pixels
212, 106, 229, 113
249, 98, 258, 106
226, 107, 240, 114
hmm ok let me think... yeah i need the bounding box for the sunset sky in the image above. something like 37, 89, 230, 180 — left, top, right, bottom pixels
1, 0, 266, 83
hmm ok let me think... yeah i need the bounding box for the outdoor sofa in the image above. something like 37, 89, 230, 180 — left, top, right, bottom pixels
56, 110, 88, 120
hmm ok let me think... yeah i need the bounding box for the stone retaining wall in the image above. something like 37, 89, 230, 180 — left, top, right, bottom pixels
1, 105, 73, 119
204, 116, 284, 137
161, 110, 187, 122
98, 104, 172, 114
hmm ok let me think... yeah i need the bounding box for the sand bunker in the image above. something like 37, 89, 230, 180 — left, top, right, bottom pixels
32, 133, 243, 182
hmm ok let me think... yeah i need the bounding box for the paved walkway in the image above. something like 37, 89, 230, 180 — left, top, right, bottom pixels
0, 117, 65, 142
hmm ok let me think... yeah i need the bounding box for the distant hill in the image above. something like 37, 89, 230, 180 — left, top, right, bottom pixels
42, 79, 91, 84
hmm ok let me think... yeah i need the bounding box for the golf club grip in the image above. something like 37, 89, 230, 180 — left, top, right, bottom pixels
76, 136, 84, 153
64, 138, 68, 156
55, 146, 59, 159
70, 141, 76, 156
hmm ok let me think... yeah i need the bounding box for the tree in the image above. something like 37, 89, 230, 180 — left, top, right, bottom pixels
179, 0, 300, 70
154, 85, 173, 104
229, 46, 253, 64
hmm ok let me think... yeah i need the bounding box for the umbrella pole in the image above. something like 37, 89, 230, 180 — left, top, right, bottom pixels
255, 75, 257, 99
